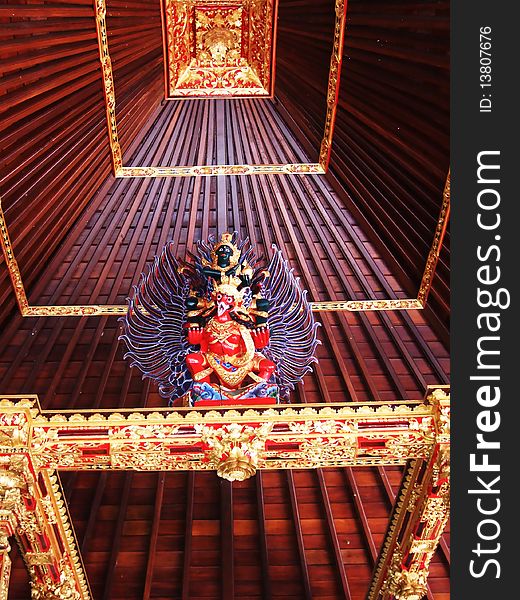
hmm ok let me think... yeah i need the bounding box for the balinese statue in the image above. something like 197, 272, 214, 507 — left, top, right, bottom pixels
120, 233, 319, 406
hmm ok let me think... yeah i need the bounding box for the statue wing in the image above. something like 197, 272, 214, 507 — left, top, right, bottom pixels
119, 243, 193, 401
262, 246, 320, 397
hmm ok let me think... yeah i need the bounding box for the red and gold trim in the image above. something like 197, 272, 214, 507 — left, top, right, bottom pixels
417, 171, 451, 306
160, 0, 277, 98
0, 386, 449, 596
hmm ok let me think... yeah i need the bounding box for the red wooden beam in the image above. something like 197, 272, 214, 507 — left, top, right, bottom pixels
286, 471, 312, 600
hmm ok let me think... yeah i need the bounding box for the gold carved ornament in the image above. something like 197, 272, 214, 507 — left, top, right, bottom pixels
93, 0, 345, 175
0, 389, 448, 597
196, 421, 273, 481
381, 548, 428, 600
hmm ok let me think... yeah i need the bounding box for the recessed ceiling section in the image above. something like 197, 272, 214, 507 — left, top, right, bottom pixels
162, 0, 277, 98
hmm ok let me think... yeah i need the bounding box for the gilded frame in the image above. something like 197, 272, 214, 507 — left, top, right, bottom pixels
159, 0, 279, 100
93, 0, 347, 177
0, 386, 450, 599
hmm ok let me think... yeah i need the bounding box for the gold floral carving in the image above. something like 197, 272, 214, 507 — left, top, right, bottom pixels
367, 393, 450, 598
0, 531, 11, 600
310, 299, 424, 312
30, 562, 81, 600
196, 422, 273, 481
163, 0, 273, 97
298, 436, 356, 463
381, 550, 428, 600
0, 432, 91, 599
118, 163, 324, 177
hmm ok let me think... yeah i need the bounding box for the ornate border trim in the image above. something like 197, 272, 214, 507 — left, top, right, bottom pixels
94, 0, 123, 175
0, 386, 449, 598
118, 163, 325, 177
0, 408, 92, 598
92, 0, 347, 176
417, 171, 451, 305
0, 172, 449, 317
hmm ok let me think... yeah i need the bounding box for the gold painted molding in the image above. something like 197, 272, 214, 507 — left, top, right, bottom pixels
161, 0, 277, 99
418, 171, 451, 305
367, 388, 450, 599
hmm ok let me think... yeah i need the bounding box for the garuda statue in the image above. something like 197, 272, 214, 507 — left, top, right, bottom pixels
119, 233, 319, 406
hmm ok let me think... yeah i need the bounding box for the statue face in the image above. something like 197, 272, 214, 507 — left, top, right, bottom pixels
216, 292, 235, 317
216, 244, 233, 267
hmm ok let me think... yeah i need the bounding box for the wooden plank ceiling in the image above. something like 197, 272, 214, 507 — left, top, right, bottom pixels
275, 0, 450, 341
0, 1, 450, 598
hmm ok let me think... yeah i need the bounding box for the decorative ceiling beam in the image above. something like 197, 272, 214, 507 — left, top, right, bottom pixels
220, 479, 234, 599
143, 473, 165, 600
368, 389, 450, 600
0, 522, 14, 600
102, 473, 133, 600
317, 469, 352, 599
0, 386, 449, 599
255, 472, 272, 600
345, 467, 379, 563
0, 459, 91, 599
1, 393, 445, 473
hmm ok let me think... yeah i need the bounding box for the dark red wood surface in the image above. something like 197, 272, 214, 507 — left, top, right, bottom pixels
1, 98, 449, 599
275, 0, 450, 342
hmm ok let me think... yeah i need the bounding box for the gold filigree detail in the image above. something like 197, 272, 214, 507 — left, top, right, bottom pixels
30, 561, 81, 600
0, 390, 448, 598
0, 534, 11, 600
164, 1, 271, 96
409, 539, 438, 554
94, 0, 122, 174
118, 163, 324, 177
216, 445, 257, 481
417, 171, 450, 306
197, 421, 273, 481
318, 0, 347, 170
299, 436, 356, 464
310, 299, 424, 312
381, 550, 428, 600
26, 551, 54, 566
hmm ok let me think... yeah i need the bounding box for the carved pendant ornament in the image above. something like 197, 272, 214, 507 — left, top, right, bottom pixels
119, 233, 320, 407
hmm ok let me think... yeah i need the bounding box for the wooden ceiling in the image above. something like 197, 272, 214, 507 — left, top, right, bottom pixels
0, 1, 450, 598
